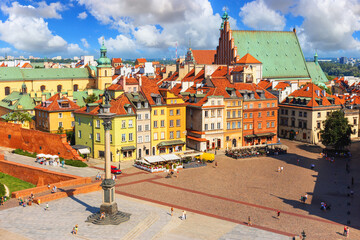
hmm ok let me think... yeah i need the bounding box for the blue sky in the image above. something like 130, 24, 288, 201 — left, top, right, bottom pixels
0, 0, 359, 59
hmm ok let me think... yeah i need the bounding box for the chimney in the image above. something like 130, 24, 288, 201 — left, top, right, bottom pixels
41, 94, 46, 103
139, 75, 142, 87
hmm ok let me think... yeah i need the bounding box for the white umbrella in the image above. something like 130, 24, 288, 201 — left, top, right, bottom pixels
52, 155, 59, 158
36, 153, 45, 158
44, 154, 52, 158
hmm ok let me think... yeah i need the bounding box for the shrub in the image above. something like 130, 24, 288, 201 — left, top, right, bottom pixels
64, 159, 88, 168
12, 149, 37, 158
0, 183, 5, 196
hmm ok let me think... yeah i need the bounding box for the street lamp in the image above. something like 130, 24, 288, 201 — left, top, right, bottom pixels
86, 90, 130, 225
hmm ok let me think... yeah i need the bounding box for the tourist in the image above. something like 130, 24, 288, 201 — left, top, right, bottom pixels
51, 186, 57, 193
215, 161, 218, 167
0, 196, 4, 206
44, 203, 49, 211
182, 210, 186, 220
47, 183, 50, 189
280, 167, 284, 172
297, 159, 300, 165
171, 207, 174, 216
311, 164, 315, 169
277, 166, 281, 172
100, 212, 105, 220
344, 226, 348, 237
277, 210, 280, 218
247, 216, 252, 226
304, 194, 308, 203
72, 224, 78, 235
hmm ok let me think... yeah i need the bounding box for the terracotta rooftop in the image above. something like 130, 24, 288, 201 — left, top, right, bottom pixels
273, 82, 290, 90
34, 93, 80, 112
258, 80, 272, 90
192, 50, 216, 65
107, 84, 123, 91
237, 53, 262, 64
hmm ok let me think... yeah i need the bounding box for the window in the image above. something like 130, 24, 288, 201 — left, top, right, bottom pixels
249, 124, 253, 129
211, 100, 215, 105
154, 110, 157, 115
138, 114, 142, 120
96, 133, 101, 141
71, 121, 75, 127
57, 85, 62, 92
271, 122, 274, 127
89, 133, 92, 139
233, 101, 236, 106
272, 103, 275, 107
129, 133, 133, 141
170, 131, 174, 139
205, 124, 208, 130
145, 124, 150, 131
78, 118, 81, 125
176, 119, 180, 127
317, 121, 321, 128
258, 123, 262, 129
40, 85, 46, 92
153, 121, 158, 128
227, 111, 230, 118
232, 122, 236, 129
299, 112, 303, 117
232, 111, 236, 118
170, 110, 174, 116
110, 134, 113, 143
258, 112, 261, 118
354, 118, 358, 125
122, 120, 126, 128
244, 113, 247, 118
317, 112, 321, 118
169, 120, 174, 127
70, 112, 74, 118
161, 132, 165, 139
96, 120, 100, 128
237, 121, 241, 128
121, 134, 126, 142
161, 120, 165, 127
138, 136, 143, 143
267, 103, 270, 108
267, 122, 270, 128
244, 124, 247, 130
238, 110, 241, 117
227, 122, 230, 129
267, 111, 270, 116
176, 109, 180, 115
73, 84, 78, 92
138, 125, 142, 131
217, 110, 221, 117
304, 112, 307, 117
59, 122, 63, 127
238, 101, 241, 106
58, 113, 63, 118
145, 135, 150, 142
249, 104, 253, 109
128, 120, 133, 128
249, 113, 253, 118
205, 111, 209, 117
161, 109, 164, 115
272, 111, 275, 116
244, 105, 248, 109
176, 131, 180, 138
211, 123, 214, 130
258, 103, 261, 108
145, 113, 149, 119
154, 132, 158, 140
217, 123, 221, 129
211, 110, 215, 117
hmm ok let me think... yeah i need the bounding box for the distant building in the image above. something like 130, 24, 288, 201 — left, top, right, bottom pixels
340, 57, 348, 64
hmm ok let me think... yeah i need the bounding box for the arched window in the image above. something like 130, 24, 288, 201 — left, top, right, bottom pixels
5, 87, 10, 96
73, 84, 78, 92
40, 85, 46, 92
57, 85, 62, 92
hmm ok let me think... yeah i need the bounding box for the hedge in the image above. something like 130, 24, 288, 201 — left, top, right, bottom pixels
0, 183, 5, 196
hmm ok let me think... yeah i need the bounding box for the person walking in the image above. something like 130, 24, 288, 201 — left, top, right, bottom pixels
344, 226, 348, 237
304, 194, 308, 203
44, 203, 49, 211
277, 210, 280, 219
184, 210, 187, 220
215, 161, 218, 168
247, 216, 252, 226
171, 207, 174, 216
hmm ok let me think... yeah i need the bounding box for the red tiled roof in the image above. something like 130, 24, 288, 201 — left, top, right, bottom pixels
141, 76, 165, 106
274, 82, 290, 90
21, 62, 33, 68
237, 53, 262, 64
170, 83, 182, 95
0, 62, 6, 67
211, 66, 228, 78
232, 66, 245, 73
125, 77, 139, 85
107, 84, 123, 91
35, 93, 80, 112
192, 50, 216, 65
112, 58, 122, 63
112, 75, 120, 80
258, 80, 272, 90
136, 58, 146, 63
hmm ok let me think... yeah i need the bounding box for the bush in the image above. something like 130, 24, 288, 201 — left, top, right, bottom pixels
0, 183, 5, 196
64, 159, 88, 168
12, 149, 37, 158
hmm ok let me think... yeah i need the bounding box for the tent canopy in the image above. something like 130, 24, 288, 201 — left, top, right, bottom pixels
36, 153, 45, 157
143, 154, 181, 164
78, 148, 90, 154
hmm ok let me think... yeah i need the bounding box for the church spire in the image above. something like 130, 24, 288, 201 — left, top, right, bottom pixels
314, 51, 318, 64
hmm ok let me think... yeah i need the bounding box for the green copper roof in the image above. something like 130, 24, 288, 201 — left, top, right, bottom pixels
306, 62, 329, 85
232, 30, 310, 79
0, 67, 92, 81
0, 91, 36, 111
73, 89, 104, 107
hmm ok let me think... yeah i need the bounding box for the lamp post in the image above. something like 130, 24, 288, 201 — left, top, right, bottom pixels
86, 90, 130, 225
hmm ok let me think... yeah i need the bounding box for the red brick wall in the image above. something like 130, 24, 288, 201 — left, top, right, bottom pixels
0, 122, 84, 161
0, 160, 77, 186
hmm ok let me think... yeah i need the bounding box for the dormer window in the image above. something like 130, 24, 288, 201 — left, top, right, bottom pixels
128, 107, 132, 113
231, 90, 235, 97
144, 102, 148, 108
156, 97, 161, 105
250, 92, 255, 99
137, 102, 141, 108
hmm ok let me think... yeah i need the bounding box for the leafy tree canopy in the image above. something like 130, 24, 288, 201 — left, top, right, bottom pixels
84, 94, 98, 104
320, 110, 352, 150
4, 111, 33, 123
319, 61, 360, 78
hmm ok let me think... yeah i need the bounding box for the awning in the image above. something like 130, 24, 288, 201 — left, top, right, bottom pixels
160, 154, 181, 161
244, 134, 257, 138
255, 132, 276, 137
157, 140, 185, 147
78, 148, 90, 154
121, 146, 136, 151
143, 154, 181, 164
144, 156, 164, 163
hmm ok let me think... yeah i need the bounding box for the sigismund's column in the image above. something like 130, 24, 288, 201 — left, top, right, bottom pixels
86, 90, 130, 225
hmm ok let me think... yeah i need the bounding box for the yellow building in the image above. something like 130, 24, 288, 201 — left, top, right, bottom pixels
96, 42, 113, 90
35, 93, 80, 133
74, 94, 137, 162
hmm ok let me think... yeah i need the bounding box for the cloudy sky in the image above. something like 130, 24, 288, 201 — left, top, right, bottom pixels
0, 0, 359, 59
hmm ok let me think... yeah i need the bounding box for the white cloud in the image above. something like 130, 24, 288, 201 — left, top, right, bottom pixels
293, 0, 360, 54
81, 38, 90, 48
67, 43, 87, 55
98, 35, 137, 57
239, 0, 286, 31
77, 11, 87, 20
0, 1, 85, 56
78, 0, 223, 58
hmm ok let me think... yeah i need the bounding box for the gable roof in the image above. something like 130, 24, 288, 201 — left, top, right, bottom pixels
34, 93, 80, 112
232, 30, 310, 79
237, 53, 261, 64
0, 92, 36, 111
191, 50, 216, 65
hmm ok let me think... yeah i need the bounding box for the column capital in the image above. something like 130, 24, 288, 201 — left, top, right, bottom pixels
102, 120, 112, 130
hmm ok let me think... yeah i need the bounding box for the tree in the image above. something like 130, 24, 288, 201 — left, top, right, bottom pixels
57, 126, 64, 134
4, 111, 33, 123
320, 110, 352, 150
84, 94, 98, 104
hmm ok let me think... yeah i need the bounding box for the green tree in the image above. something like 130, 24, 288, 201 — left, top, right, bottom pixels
84, 94, 98, 104
57, 126, 64, 134
320, 110, 352, 150
4, 111, 33, 123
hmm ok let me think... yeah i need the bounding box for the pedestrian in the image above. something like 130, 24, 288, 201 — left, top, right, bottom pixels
182, 210, 185, 220
297, 159, 300, 165
215, 161, 218, 167
247, 216, 252, 226
72, 224, 78, 235
344, 226, 348, 237
311, 164, 315, 169
184, 210, 187, 220
47, 183, 50, 189
304, 194, 308, 203
280, 167, 284, 173
171, 207, 174, 216
277, 210, 280, 218
44, 203, 49, 211
277, 166, 281, 172
112, 174, 115, 181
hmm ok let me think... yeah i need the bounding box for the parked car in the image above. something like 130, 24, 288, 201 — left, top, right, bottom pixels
111, 166, 122, 175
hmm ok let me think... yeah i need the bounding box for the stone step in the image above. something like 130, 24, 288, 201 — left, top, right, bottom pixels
122, 212, 159, 240
151, 213, 182, 240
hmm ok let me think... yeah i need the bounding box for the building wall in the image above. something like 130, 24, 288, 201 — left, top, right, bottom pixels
136, 108, 151, 158
96, 67, 113, 90
151, 105, 167, 155
74, 114, 94, 156
224, 98, 243, 149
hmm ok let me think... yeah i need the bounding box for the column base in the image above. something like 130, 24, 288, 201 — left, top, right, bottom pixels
100, 202, 118, 215
86, 205, 131, 225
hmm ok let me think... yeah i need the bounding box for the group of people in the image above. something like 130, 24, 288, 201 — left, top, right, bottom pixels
18, 193, 35, 207
95, 172, 102, 180
300, 194, 308, 204
277, 166, 284, 173
320, 201, 331, 211
170, 207, 187, 220
0, 196, 7, 206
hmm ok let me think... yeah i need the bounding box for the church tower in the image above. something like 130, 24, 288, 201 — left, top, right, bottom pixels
96, 41, 113, 90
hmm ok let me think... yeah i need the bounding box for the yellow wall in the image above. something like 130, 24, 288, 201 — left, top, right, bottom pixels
223, 99, 243, 148
97, 67, 113, 90
151, 105, 167, 155
36, 109, 75, 133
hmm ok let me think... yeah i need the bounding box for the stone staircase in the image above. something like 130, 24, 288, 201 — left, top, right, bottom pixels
122, 212, 160, 240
